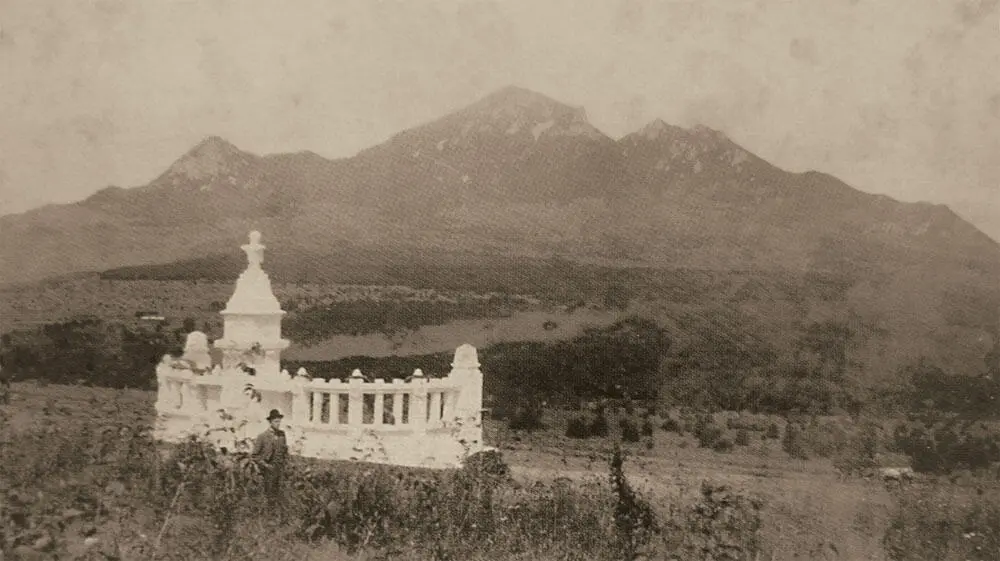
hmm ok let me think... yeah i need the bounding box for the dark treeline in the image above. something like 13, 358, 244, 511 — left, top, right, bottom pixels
282, 296, 532, 345
905, 358, 1000, 418
1, 318, 184, 389
288, 316, 670, 414
101, 251, 851, 313
4, 315, 1000, 427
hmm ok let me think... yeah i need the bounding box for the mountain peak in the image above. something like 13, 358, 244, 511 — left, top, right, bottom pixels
460, 85, 585, 123
157, 136, 256, 186
419, 85, 606, 143
689, 124, 730, 143
636, 119, 686, 141
620, 120, 754, 175
187, 136, 244, 160
477, 85, 563, 109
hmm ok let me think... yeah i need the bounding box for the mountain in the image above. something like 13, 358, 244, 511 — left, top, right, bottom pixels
5, 84, 1000, 381
2, 84, 999, 295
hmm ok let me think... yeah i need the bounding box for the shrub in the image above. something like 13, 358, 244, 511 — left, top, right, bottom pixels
508, 403, 544, 431
641, 417, 654, 438
766, 422, 780, 439
461, 449, 511, 486
566, 415, 593, 439
712, 438, 734, 453
620, 417, 641, 443
663, 482, 764, 560
661, 416, 682, 434
566, 410, 613, 439
884, 483, 1000, 561
894, 420, 1000, 476
800, 420, 852, 459
623, 399, 636, 416
609, 445, 659, 559
830, 423, 878, 478
694, 415, 725, 449
590, 406, 610, 437
735, 429, 751, 447
782, 423, 808, 460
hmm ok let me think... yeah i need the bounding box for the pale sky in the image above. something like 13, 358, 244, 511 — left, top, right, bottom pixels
2, 0, 998, 238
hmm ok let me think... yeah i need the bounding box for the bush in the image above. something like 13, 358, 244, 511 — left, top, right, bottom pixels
641, 417, 654, 438
566, 410, 612, 439
766, 422, 780, 439
662, 483, 764, 560
693, 414, 726, 449
661, 416, 683, 434
800, 420, 852, 459
735, 429, 751, 447
566, 415, 593, 439
782, 422, 808, 460
609, 445, 659, 559
829, 422, 879, 478
892, 419, 1000, 476
620, 417, 641, 443
461, 449, 511, 486
508, 404, 544, 431
712, 438, 734, 453
884, 483, 1000, 561
696, 425, 724, 449
590, 406, 610, 437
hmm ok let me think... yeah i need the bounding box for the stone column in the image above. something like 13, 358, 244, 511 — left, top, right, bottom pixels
348, 370, 364, 428
410, 369, 427, 434
428, 392, 442, 428
311, 391, 322, 425
450, 344, 484, 449
392, 392, 404, 426
292, 381, 308, 425
373, 380, 385, 426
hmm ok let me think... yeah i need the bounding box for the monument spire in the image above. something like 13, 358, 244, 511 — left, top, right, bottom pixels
215, 231, 289, 377
244, 230, 265, 269
223, 231, 282, 314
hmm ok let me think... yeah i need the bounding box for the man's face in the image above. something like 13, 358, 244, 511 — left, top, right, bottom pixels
270, 418, 281, 430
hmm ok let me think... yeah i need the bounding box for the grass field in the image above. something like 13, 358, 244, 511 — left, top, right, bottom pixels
0, 382, 941, 560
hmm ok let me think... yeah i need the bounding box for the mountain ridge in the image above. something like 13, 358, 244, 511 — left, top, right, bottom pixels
1, 85, 998, 288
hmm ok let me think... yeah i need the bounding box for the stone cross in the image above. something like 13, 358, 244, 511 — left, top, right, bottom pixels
242, 230, 265, 269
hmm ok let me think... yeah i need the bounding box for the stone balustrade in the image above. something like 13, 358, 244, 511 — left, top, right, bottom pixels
154, 344, 486, 469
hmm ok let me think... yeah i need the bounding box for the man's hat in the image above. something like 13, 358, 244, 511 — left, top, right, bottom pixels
267, 409, 284, 421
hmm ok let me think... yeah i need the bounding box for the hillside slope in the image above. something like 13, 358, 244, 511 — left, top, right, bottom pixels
4, 85, 996, 285
3, 85, 999, 382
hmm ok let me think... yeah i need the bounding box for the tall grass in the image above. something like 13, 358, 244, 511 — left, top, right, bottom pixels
0, 411, 767, 561
883, 483, 1000, 561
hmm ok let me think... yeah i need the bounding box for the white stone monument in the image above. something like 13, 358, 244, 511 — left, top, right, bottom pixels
213, 231, 290, 378
153, 231, 488, 469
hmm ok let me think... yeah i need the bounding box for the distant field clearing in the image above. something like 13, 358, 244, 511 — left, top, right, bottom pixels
283, 308, 621, 360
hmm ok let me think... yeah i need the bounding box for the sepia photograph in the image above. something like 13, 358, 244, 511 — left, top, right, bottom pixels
1, 1, 998, 559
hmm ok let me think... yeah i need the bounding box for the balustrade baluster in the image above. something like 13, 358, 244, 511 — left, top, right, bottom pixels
411, 370, 427, 433
348, 371, 363, 427
428, 391, 441, 428
373, 389, 384, 426
311, 391, 322, 424
393, 393, 404, 425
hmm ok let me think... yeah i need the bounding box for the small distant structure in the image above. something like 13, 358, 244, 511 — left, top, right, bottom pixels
136, 311, 166, 322
153, 231, 487, 469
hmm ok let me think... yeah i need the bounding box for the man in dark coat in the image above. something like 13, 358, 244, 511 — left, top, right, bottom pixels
252, 409, 288, 506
